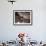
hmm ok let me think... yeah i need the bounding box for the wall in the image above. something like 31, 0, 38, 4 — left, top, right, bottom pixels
0, 0, 46, 42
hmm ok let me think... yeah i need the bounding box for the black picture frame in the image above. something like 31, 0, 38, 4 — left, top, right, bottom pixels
13, 10, 33, 26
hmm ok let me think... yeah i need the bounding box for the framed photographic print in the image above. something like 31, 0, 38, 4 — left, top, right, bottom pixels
13, 10, 32, 25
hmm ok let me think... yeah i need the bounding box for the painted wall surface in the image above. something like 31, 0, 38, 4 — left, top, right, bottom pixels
0, 0, 46, 42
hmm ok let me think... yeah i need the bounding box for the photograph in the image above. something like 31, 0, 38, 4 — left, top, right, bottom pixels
13, 10, 32, 25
